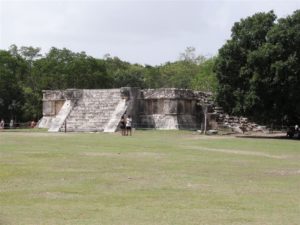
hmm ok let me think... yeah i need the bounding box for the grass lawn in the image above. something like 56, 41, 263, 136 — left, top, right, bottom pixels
0, 130, 300, 225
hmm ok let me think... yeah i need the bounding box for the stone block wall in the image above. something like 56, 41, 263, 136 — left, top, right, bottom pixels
137, 88, 206, 129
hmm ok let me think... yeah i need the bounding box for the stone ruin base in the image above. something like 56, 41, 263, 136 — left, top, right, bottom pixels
39, 88, 213, 132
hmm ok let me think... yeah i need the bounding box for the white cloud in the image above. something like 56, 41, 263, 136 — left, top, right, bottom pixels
1, 0, 299, 65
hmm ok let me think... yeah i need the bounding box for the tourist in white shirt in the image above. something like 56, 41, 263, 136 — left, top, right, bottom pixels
126, 115, 132, 136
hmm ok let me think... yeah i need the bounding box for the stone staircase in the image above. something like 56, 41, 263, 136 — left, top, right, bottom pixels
104, 99, 127, 132
48, 100, 74, 132
63, 89, 122, 132
38, 116, 54, 129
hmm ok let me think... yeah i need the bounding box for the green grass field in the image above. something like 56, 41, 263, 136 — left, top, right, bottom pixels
1, 130, 300, 225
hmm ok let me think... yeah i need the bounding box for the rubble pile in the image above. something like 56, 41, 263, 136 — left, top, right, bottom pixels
213, 107, 267, 134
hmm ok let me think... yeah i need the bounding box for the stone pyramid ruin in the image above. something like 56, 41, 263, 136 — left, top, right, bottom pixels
38, 87, 214, 132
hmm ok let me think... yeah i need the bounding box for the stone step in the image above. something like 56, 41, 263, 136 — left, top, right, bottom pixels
49, 100, 74, 132
64, 89, 122, 131
104, 99, 127, 132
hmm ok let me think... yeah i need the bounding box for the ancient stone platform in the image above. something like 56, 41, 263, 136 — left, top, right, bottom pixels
39, 88, 212, 132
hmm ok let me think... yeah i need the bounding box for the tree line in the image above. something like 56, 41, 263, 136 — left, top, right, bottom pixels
215, 10, 300, 125
0, 46, 216, 123
0, 10, 299, 126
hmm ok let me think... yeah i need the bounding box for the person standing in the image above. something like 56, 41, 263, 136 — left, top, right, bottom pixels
120, 116, 126, 136
9, 119, 14, 129
126, 115, 132, 136
30, 120, 36, 128
0, 119, 4, 130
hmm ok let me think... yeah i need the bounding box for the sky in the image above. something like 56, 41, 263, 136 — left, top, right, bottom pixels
0, 0, 299, 65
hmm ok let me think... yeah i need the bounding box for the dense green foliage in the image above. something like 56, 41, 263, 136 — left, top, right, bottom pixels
0, 46, 215, 122
191, 57, 218, 92
215, 10, 300, 125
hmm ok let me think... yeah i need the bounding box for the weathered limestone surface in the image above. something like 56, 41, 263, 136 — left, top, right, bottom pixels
40, 88, 212, 132
38, 116, 54, 129
104, 87, 140, 132
38, 89, 82, 129
103, 99, 127, 132
137, 89, 204, 130
141, 88, 211, 100
49, 100, 74, 132
65, 89, 122, 132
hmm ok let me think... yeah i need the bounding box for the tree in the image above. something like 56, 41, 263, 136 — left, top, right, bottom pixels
33, 47, 110, 90
159, 61, 199, 88
179, 46, 206, 65
112, 64, 145, 88
0, 50, 25, 121
246, 10, 300, 124
104, 56, 146, 88
191, 57, 218, 93
143, 65, 162, 88
214, 11, 277, 120
160, 47, 206, 89
17, 46, 43, 120
215, 10, 300, 125
0, 43, 221, 122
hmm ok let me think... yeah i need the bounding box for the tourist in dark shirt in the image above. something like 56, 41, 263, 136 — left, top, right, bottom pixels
120, 116, 126, 136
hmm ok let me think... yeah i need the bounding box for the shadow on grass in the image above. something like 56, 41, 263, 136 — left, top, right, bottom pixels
236, 134, 300, 141
0, 128, 48, 133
